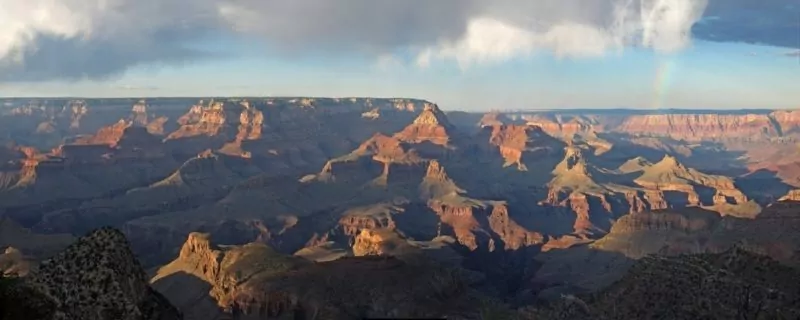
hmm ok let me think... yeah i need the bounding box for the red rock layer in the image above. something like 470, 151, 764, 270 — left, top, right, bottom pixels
770, 110, 800, 134
524, 115, 595, 137
74, 119, 130, 146
486, 124, 537, 169
356, 133, 421, 164
486, 203, 543, 250
394, 103, 453, 146
616, 114, 778, 141
167, 100, 227, 139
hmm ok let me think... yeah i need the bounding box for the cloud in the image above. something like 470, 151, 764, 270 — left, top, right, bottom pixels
418, 0, 709, 67
0, 0, 795, 82
0, 0, 223, 81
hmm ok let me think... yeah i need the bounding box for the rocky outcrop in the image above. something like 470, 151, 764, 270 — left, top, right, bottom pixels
580, 248, 800, 319
74, 119, 131, 146
0, 218, 74, 271
634, 155, 748, 206
361, 108, 380, 119
505, 110, 800, 142
427, 201, 493, 251
478, 111, 510, 128
591, 208, 722, 258
234, 101, 263, 141
486, 203, 544, 250
355, 133, 423, 164
25, 227, 181, 320
394, 103, 454, 146
0, 246, 31, 276
779, 189, 800, 201
152, 233, 481, 320
352, 228, 416, 257
485, 124, 534, 170
130, 100, 149, 127
338, 203, 402, 238
167, 100, 227, 140
617, 113, 779, 141
524, 115, 597, 137
150, 232, 309, 318
770, 110, 800, 135
66, 100, 88, 130
146, 116, 169, 135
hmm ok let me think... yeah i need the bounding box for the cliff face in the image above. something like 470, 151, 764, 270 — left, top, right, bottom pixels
167, 100, 228, 140
510, 110, 800, 142
25, 228, 181, 320
146, 116, 169, 135
483, 124, 555, 170
394, 103, 454, 146
152, 233, 481, 320
591, 208, 723, 258
524, 115, 598, 137
617, 114, 779, 140
539, 146, 754, 235
575, 248, 800, 319
73, 119, 131, 147
770, 110, 800, 134
0, 218, 74, 276
130, 100, 150, 127
234, 101, 264, 141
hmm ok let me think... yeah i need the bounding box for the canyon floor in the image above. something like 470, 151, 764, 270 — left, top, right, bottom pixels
1, 97, 800, 319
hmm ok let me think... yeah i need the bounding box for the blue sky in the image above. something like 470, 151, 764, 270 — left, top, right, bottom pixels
0, 0, 798, 111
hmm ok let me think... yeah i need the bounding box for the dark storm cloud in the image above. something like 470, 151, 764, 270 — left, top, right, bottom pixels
694, 0, 800, 49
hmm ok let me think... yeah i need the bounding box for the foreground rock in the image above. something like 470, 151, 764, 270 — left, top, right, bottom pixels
151, 232, 489, 320
524, 247, 800, 319
0, 218, 74, 276
1, 228, 181, 320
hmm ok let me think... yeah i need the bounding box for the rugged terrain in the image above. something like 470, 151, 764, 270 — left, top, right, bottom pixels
0, 228, 181, 320
523, 247, 800, 320
1, 97, 800, 318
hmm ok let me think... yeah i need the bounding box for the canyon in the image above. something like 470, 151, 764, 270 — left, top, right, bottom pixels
1, 97, 800, 319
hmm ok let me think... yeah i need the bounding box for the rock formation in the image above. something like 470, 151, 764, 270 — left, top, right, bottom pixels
3, 98, 800, 318
73, 119, 131, 146
151, 233, 485, 320
22, 228, 181, 320
483, 124, 556, 170
130, 100, 150, 127
394, 103, 455, 146
0, 217, 74, 276
577, 247, 800, 319
167, 100, 227, 140
617, 113, 780, 141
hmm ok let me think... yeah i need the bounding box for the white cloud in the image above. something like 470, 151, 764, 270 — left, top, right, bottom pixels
0, 0, 759, 81
418, 0, 709, 67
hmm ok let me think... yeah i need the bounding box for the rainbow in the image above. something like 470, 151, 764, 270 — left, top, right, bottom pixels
652, 58, 677, 109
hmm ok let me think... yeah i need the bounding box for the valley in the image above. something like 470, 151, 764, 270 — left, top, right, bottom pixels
1, 97, 799, 319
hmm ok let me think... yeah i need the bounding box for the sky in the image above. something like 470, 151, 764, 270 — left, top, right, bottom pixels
0, 0, 798, 111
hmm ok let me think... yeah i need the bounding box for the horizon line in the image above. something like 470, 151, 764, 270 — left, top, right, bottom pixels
0, 96, 795, 112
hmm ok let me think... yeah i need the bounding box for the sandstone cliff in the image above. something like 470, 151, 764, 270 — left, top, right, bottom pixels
151, 233, 483, 320
394, 103, 455, 146
590, 208, 722, 258
130, 100, 150, 127
167, 100, 228, 140
483, 124, 556, 170
617, 113, 780, 141
509, 110, 800, 142
73, 119, 131, 146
